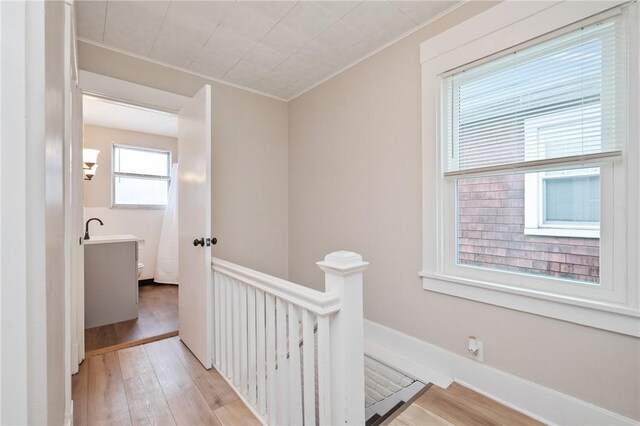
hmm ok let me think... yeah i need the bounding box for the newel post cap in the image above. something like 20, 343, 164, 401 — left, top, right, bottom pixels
317, 251, 369, 275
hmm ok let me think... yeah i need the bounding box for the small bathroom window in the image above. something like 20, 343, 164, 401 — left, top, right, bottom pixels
112, 144, 171, 208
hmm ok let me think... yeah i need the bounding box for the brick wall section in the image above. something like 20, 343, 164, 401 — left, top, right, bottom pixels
458, 174, 599, 283
364, 356, 414, 408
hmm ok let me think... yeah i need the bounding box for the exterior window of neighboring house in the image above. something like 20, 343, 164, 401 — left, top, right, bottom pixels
112, 144, 171, 208
523, 106, 601, 239
420, 2, 640, 328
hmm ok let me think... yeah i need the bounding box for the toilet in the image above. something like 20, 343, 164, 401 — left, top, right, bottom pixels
137, 262, 144, 280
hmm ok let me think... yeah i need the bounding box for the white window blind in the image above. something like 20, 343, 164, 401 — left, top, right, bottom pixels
441, 14, 627, 175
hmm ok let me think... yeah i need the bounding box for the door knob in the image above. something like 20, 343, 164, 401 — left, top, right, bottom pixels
211, 237, 217, 245
193, 238, 205, 247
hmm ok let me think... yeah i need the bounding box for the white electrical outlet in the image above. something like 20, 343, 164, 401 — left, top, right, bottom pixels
468, 336, 484, 362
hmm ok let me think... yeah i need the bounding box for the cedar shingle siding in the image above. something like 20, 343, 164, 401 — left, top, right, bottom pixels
457, 174, 599, 283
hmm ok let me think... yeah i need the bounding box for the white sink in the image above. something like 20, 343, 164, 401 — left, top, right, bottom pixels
84, 234, 143, 245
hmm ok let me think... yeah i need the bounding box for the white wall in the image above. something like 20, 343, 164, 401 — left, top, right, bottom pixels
287, 1, 640, 421
83, 124, 177, 280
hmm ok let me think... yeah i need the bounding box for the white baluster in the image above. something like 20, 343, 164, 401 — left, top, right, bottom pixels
317, 251, 368, 425
240, 282, 248, 396
301, 310, 315, 425
265, 293, 277, 424
256, 289, 267, 417
219, 274, 227, 375
226, 275, 234, 382
247, 286, 257, 406
276, 298, 289, 425
233, 278, 240, 386
213, 271, 221, 367
316, 315, 331, 426
288, 304, 302, 425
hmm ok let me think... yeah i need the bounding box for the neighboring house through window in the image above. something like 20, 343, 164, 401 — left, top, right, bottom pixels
112, 144, 171, 208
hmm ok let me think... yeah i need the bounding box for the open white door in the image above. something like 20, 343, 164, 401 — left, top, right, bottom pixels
178, 85, 212, 368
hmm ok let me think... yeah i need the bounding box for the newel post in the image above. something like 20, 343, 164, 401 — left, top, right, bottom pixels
317, 251, 369, 425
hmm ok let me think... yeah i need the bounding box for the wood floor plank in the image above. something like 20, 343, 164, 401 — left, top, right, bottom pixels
86, 284, 178, 353
151, 285, 178, 331
118, 345, 154, 380
165, 386, 222, 426
168, 337, 238, 411
85, 324, 118, 352
390, 403, 453, 426
143, 339, 194, 397
443, 383, 543, 426
72, 359, 89, 426
415, 386, 497, 426
123, 372, 176, 426
213, 399, 261, 426
113, 318, 145, 344
87, 352, 132, 425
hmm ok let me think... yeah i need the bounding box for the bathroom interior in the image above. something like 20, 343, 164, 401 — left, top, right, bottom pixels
82, 95, 180, 353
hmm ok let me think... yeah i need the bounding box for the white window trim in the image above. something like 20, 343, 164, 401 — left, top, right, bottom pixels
111, 143, 172, 209
420, 1, 640, 336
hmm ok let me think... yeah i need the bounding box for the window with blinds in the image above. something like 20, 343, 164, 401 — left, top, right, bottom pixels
441, 15, 628, 176
112, 144, 171, 208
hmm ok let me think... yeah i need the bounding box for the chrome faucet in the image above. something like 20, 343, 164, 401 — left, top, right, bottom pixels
84, 217, 104, 240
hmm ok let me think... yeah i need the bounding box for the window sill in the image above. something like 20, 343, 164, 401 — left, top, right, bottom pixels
111, 204, 167, 210
523, 227, 600, 239
420, 271, 639, 337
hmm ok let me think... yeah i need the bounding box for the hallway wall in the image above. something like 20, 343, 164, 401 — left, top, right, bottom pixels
286, 1, 640, 421
78, 43, 289, 280
83, 124, 177, 280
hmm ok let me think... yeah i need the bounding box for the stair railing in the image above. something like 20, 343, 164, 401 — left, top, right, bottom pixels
211, 251, 368, 425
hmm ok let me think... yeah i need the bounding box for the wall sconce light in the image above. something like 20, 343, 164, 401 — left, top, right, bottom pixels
83, 165, 98, 181
83, 148, 100, 181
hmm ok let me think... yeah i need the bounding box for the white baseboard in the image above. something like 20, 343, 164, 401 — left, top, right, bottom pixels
364, 320, 639, 426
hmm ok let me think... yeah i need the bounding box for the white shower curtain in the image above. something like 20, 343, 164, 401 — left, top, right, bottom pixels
155, 163, 179, 284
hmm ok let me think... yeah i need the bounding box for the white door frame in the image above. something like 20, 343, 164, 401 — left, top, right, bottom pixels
72, 72, 189, 361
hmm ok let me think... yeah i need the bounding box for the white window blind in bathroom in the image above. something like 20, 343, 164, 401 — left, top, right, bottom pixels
441, 14, 628, 176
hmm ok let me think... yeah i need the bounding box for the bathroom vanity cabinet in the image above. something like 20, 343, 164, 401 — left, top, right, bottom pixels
84, 235, 141, 328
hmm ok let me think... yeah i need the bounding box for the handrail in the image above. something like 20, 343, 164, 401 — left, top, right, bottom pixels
212, 257, 341, 316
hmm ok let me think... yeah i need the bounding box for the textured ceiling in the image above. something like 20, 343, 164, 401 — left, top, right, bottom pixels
76, 1, 459, 100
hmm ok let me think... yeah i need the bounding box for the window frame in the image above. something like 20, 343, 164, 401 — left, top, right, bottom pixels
111, 143, 172, 209
420, 2, 640, 336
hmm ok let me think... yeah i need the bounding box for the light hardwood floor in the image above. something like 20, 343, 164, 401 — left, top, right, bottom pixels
85, 284, 178, 354
388, 383, 544, 426
73, 336, 259, 426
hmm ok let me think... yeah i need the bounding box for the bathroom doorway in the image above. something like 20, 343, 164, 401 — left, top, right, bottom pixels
72, 72, 214, 371
80, 92, 181, 355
